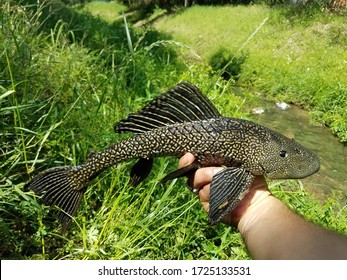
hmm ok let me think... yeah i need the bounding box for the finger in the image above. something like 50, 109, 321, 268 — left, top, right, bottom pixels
178, 152, 195, 168
189, 167, 223, 190
249, 175, 268, 190
198, 183, 211, 204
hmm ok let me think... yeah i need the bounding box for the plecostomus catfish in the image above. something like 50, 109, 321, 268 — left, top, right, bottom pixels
25, 82, 320, 231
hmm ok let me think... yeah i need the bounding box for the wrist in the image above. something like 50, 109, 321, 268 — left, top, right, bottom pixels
225, 176, 270, 227
237, 192, 275, 235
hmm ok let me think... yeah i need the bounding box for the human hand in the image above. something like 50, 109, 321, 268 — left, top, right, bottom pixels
179, 153, 271, 227
180, 153, 347, 259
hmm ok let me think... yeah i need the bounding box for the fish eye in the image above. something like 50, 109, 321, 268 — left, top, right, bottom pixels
280, 150, 288, 158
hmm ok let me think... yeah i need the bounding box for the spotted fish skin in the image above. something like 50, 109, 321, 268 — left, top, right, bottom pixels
25, 82, 320, 231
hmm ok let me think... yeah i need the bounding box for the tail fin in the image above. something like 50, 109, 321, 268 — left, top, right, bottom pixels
24, 166, 86, 232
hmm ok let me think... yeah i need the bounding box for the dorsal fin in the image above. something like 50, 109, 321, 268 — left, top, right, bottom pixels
114, 82, 221, 134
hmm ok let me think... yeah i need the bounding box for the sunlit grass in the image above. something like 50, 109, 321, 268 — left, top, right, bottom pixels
80, 1, 128, 23
155, 5, 269, 58
154, 5, 347, 142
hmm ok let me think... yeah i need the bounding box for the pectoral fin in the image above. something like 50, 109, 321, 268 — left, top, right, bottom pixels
160, 161, 199, 184
208, 167, 255, 225
130, 158, 153, 186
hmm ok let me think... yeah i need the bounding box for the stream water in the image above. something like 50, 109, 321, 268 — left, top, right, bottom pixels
247, 98, 347, 197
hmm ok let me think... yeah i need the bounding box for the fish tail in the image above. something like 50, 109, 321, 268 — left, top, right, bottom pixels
24, 166, 88, 232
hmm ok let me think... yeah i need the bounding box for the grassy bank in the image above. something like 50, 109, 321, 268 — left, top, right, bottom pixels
77, 1, 127, 23
1, 1, 346, 260
154, 5, 347, 142
0, 0, 248, 259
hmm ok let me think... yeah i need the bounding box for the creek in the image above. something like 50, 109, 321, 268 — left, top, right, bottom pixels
246, 97, 347, 197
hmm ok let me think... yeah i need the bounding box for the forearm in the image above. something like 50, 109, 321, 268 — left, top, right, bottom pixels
238, 195, 347, 259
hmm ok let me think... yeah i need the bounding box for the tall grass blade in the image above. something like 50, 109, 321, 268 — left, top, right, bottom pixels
122, 12, 133, 54
220, 16, 269, 82
0, 90, 15, 101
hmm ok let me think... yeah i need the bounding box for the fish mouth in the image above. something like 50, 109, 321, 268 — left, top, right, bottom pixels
264, 162, 320, 180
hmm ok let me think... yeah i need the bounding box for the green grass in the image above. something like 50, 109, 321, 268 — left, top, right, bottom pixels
155, 5, 270, 59
154, 4, 347, 142
78, 1, 128, 23
1, 1, 346, 260
0, 1, 248, 260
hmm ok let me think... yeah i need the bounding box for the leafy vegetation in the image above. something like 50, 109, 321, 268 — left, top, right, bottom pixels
208, 47, 248, 80
1, 0, 346, 260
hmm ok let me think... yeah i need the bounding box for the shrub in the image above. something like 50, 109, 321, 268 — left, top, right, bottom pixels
208, 47, 247, 80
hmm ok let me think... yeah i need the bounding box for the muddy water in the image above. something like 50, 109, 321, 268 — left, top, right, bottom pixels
248, 100, 347, 197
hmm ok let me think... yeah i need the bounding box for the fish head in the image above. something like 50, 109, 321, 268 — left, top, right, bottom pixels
259, 132, 320, 179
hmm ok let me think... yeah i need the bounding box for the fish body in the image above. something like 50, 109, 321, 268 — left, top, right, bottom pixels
25, 82, 320, 231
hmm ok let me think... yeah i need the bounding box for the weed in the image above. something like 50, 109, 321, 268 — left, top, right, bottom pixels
208, 47, 248, 80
